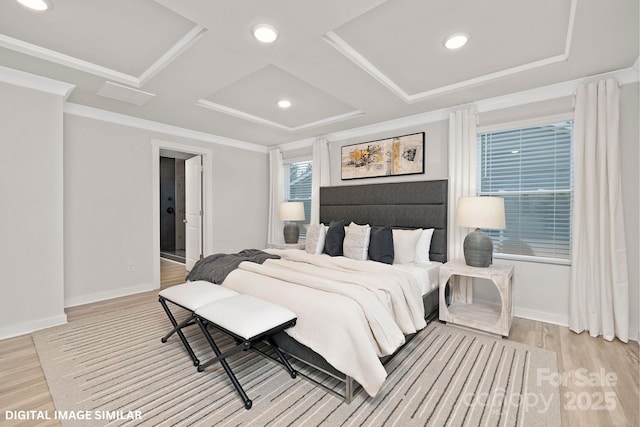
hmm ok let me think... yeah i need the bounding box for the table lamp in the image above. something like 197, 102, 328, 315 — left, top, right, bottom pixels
455, 196, 506, 267
279, 202, 305, 243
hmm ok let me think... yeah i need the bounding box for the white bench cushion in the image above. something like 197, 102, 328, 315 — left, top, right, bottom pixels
196, 295, 296, 340
159, 281, 238, 311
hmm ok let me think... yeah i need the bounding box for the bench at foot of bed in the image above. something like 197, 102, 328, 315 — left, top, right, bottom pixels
159, 283, 297, 410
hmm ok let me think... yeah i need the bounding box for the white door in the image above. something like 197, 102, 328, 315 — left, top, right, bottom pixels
185, 155, 203, 271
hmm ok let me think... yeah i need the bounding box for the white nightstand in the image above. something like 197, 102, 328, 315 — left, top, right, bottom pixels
439, 259, 515, 337
267, 242, 306, 250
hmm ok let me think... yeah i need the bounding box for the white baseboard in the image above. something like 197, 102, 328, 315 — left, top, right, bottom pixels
472, 298, 570, 327
473, 300, 640, 342
513, 307, 569, 327
0, 313, 68, 340
514, 307, 639, 343
64, 282, 158, 308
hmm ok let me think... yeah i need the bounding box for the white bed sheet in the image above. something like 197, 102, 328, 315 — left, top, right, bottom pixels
391, 261, 442, 296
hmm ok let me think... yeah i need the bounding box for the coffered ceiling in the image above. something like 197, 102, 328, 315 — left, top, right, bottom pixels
0, 0, 637, 146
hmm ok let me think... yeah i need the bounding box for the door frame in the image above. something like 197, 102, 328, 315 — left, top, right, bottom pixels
184, 154, 203, 271
151, 139, 214, 289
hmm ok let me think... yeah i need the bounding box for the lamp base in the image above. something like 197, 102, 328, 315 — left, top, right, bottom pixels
463, 229, 493, 267
283, 223, 300, 244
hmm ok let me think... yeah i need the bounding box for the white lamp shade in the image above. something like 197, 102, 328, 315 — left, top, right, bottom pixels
279, 202, 305, 221
456, 196, 506, 230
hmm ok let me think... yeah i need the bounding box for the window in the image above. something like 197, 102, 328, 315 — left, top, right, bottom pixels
477, 120, 573, 261
285, 160, 312, 238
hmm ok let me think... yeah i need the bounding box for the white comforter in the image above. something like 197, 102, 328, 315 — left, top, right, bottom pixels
221, 249, 427, 397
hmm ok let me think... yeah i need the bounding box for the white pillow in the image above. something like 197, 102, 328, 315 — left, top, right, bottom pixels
305, 223, 326, 254
392, 228, 423, 264
343, 222, 371, 261
415, 228, 435, 264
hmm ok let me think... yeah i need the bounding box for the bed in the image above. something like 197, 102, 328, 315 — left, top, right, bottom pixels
221, 179, 448, 402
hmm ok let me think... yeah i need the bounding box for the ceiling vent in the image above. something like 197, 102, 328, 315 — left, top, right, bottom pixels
97, 81, 155, 106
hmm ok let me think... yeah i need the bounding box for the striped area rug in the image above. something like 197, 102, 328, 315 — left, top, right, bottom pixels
33, 302, 561, 427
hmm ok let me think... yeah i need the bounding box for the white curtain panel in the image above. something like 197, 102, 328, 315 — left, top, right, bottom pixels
310, 137, 331, 224
570, 78, 629, 343
448, 108, 478, 302
267, 149, 285, 246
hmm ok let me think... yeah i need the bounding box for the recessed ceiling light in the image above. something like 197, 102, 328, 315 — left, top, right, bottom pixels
252, 24, 278, 43
277, 99, 292, 109
16, 0, 51, 11
444, 32, 470, 50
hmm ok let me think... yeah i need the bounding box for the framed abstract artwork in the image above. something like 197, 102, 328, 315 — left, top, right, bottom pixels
341, 132, 425, 180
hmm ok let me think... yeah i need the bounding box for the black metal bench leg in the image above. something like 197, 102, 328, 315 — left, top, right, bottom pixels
195, 317, 253, 410
268, 337, 297, 378
159, 297, 199, 366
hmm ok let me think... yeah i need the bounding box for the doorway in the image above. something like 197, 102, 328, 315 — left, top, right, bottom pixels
151, 140, 214, 289
159, 155, 187, 264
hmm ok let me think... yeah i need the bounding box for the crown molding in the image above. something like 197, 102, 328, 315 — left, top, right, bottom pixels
0, 65, 75, 98
275, 137, 317, 152
324, 0, 577, 104
64, 102, 268, 153
137, 25, 207, 85
0, 33, 140, 86
196, 99, 291, 131
196, 99, 363, 132
280, 65, 639, 150
0, 25, 206, 88
97, 81, 156, 106
322, 31, 411, 101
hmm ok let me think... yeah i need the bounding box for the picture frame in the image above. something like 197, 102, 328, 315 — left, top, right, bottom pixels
340, 132, 425, 180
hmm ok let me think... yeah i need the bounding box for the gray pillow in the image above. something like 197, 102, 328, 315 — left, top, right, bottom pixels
324, 220, 345, 256
368, 226, 394, 264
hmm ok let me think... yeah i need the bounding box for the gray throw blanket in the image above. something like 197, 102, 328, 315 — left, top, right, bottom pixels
186, 249, 280, 284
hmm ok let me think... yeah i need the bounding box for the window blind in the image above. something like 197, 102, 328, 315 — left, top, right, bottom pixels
478, 121, 573, 260
287, 160, 312, 238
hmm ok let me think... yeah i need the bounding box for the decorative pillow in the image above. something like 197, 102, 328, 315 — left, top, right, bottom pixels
392, 228, 423, 264
343, 222, 371, 261
415, 228, 435, 264
368, 226, 394, 264
305, 223, 326, 254
324, 220, 345, 256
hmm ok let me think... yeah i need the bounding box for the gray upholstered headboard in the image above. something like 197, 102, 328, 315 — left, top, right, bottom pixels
319, 180, 448, 263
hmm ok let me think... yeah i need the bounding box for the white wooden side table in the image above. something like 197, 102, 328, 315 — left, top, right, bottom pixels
439, 259, 515, 337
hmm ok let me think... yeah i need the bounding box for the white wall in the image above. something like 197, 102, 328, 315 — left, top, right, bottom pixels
0, 73, 270, 333
0, 81, 67, 338
308, 84, 639, 340
63, 115, 269, 307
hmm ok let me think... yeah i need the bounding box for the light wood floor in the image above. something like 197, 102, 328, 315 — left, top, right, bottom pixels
0, 259, 186, 427
0, 259, 637, 427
